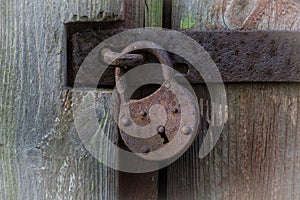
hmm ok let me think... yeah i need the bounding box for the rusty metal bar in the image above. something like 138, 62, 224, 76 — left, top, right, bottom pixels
183, 31, 300, 83
102, 48, 146, 67
70, 30, 300, 86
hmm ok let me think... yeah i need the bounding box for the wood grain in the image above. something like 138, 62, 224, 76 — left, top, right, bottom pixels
1, 0, 300, 199
118, 82, 160, 200
145, 0, 163, 27
118, 1, 161, 199
0, 0, 143, 199
167, 84, 300, 200
172, 0, 300, 30
168, 1, 300, 199
119, 172, 159, 200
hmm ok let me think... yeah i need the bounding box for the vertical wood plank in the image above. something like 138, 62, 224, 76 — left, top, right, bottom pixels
124, 0, 146, 28
162, 0, 173, 28
119, 0, 162, 195
145, 0, 163, 27
119, 172, 159, 200
167, 84, 300, 199
172, 0, 300, 30
167, 1, 300, 199
0, 0, 143, 199
119, 87, 159, 200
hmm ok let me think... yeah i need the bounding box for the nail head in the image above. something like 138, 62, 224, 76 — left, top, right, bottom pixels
121, 117, 131, 126
181, 126, 192, 135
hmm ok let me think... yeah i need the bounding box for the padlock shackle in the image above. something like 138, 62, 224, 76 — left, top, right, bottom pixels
121, 41, 174, 81
114, 41, 175, 104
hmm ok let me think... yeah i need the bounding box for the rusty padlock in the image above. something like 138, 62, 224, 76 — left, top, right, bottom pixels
108, 41, 200, 161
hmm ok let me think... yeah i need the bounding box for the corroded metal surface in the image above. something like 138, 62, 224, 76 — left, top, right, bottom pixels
117, 79, 199, 161
113, 42, 199, 158
114, 43, 182, 153
102, 48, 146, 67
70, 30, 300, 86
120, 86, 181, 153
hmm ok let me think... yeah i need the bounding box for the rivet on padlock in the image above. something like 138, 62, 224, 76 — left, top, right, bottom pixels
104, 41, 199, 161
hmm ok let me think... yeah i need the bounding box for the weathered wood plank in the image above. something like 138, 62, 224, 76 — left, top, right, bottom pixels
118, 2, 161, 199
118, 87, 159, 200
2, 0, 300, 199
167, 83, 300, 199
119, 172, 159, 200
172, 0, 300, 30
40, 90, 120, 200
0, 0, 143, 199
162, 0, 172, 28
168, 1, 300, 199
145, 0, 163, 27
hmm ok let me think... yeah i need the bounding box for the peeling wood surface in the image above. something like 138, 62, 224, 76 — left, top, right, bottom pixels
0, 0, 144, 199
41, 90, 119, 200
172, 0, 300, 30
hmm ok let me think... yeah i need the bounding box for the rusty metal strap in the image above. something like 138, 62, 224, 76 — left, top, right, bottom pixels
184, 31, 300, 83
69, 30, 300, 86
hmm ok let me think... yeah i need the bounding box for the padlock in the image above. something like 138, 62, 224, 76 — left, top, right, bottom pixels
112, 41, 200, 161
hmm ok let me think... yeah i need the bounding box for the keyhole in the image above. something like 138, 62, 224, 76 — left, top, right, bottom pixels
157, 126, 169, 144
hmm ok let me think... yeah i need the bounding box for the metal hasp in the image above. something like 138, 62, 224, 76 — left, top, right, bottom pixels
70, 30, 300, 87
105, 41, 200, 161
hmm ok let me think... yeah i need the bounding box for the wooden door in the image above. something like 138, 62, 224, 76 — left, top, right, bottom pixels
0, 0, 144, 199
167, 0, 300, 199
1, 0, 300, 200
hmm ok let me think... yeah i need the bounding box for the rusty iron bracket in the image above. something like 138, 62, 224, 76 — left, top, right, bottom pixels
68, 30, 300, 87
